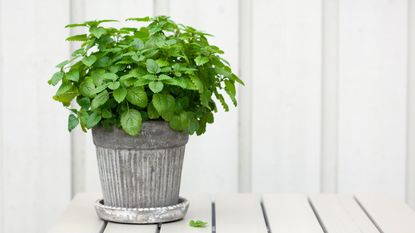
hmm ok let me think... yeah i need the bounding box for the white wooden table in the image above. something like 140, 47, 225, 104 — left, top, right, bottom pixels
48, 193, 415, 233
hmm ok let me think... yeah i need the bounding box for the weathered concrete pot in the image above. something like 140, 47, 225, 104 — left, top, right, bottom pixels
92, 121, 189, 209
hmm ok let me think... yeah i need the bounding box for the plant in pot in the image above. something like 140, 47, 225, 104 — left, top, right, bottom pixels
48, 16, 242, 223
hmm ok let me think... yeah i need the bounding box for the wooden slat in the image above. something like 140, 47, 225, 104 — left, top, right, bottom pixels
160, 194, 211, 233
104, 223, 157, 233
215, 194, 267, 233
48, 193, 104, 233
355, 193, 415, 233
262, 194, 323, 233
310, 194, 379, 233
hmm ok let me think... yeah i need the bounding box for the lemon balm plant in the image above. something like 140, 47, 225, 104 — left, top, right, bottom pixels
49, 16, 242, 136
49, 16, 242, 223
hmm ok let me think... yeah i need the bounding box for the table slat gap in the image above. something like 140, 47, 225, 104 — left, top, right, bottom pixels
307, 196, 329, 233
353, 195, 384, 233
259, 199, 272, 233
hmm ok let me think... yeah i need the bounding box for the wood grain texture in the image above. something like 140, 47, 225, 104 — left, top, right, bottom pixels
214, 194, 268, 233
160, 194, 211, 233
0, 0, 71, 232
262, 194, 324, 233
337, 0, 407, 198
48, 193, 104, 233
170, 0, 239, 193
356, 193, 415, 233
310, 194, 379, 233
252, 0, 322, 192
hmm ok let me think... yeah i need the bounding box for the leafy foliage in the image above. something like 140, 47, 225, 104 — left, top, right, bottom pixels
49, 16, 243, 136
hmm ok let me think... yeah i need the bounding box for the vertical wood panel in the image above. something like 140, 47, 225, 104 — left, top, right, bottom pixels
321, 0, 339, 192
0, 0, 3, 231
338, 0, 407, 198
170, 0, 239, 192
0, 0, 71, 232
407, 0, 415, 208
238, 0, 253, 192
252, 0, 322, 192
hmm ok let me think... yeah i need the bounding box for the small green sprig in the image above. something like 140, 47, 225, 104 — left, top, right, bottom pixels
49, 16, 243, 136
189, 219, 208, 228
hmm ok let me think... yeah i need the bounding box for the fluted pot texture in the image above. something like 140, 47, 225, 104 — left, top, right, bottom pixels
92, 121, 189, 208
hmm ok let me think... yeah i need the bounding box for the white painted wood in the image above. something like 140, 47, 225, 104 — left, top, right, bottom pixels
0, 0, 71, 233
170, 0, 239, 193
69, 0, 87, 197
238, 0, 253, 192
337, 0, 407, 198
104, 223, 157, 233
321, 0, 339, 193
0, 0, 4, 231
310, 194, 378, 233
160, 194, 211, 233
407, 0, 415, 209
153, 0, 169, 16
251, 0, 322, 192
48, 193, 104, 233
76, 0, 153, 193
215, 194, 268, 233
262, 194, 323, 233
356, 193, 415, 233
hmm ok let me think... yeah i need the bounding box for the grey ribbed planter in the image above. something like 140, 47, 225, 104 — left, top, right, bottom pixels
92, 121, 189, 209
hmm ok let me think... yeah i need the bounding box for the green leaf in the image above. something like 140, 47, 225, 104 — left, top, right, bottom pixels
68, 114, 79, 132
194, 56, 209, 66
86, 112, 101, 128
90, 26, 106, 39
158, 74, 172, 80
101, 109, 112, 118
152, 93, 167, 114
120, 109, 142, 136
92, 83, 110, 95
81, 55, 97, 67
91, 90, 109, 109
66, 70, 80, 82
102, 73, 118, 81
126, 87, 148, 107
108, 81, 120, 90
190, 76, 204, 93
146, 59, 161, 74
113, 87, 127, 103
65, 23, 87, 28
189, 220, 207, 228
126, 16, 151, 22
79, 77, 95, 97
148, 81, 164, 93
56, 60, 70, 68
53, 83, 78, 106
76, 96, 91, 108
147, 102, 160, 119
48, 71, 64, 86
214, 91, 229, 111
224, 80, 237, 106
66, 34, 88, 41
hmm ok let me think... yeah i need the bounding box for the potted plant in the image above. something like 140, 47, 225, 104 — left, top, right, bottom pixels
48, 16, 242, 223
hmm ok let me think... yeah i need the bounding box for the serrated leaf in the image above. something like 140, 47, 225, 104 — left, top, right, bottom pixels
66, 70, 80, 82
190, 76, 204, 93
189, 220, 208, 228
147, 102, 160, 119
214, 91, 229, 111
102, 72, 118, 81
86, 112, 101, 128
53, 83, 78, 106
68, 114, 79, 132
146, 59, 161, 74
101, 109, 112, 118
158, 74, 172, 80
79, 77, 95, 97
91, 90, 109, 109
126, 87, 148, 107
66, 34, 88, 41
152, 93, 167, 114
82, 55, 97, 67
134, 79, 151, 86
113, 87, 127, 103
92, 83, 110, 95
120, 109, 142, 136
76, 96, 91, 108
224, 80, 237, 106
194, 56, 209, 66
65, 23, 87, 28
56, 60, 70, 68
148, 81, 164, 93
90, 26, 106, 38
48, 71, 64, 86
108, 81, 120, 90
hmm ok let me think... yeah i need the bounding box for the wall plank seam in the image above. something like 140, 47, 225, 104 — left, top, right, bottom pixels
321, 0, 339, 192
238, 0, 253, 192
0, 0, 4, 230
406, 0, 415, 208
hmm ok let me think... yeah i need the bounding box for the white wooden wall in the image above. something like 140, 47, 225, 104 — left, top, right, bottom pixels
0, 0, 414, 232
